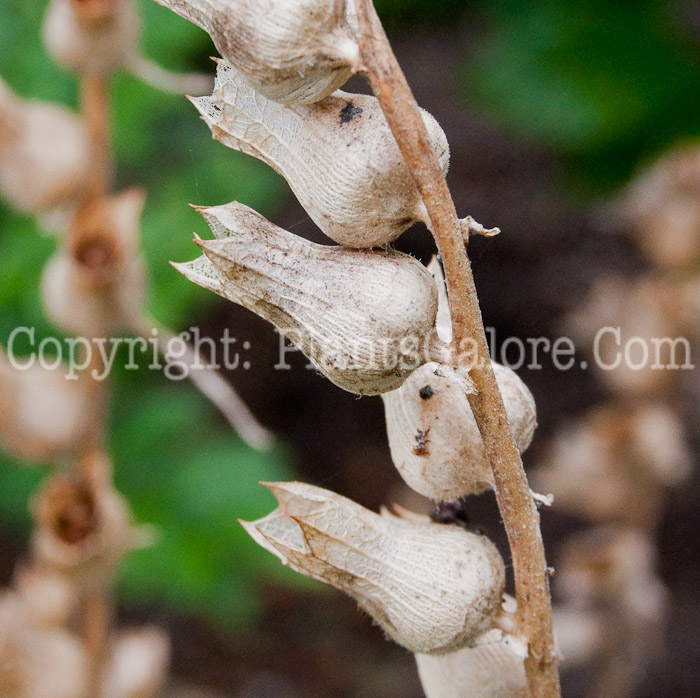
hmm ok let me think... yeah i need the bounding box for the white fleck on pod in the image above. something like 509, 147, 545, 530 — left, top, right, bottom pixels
0, 348, 92, 465
31, 460, 138, 591
174, 201, 441, 395
154, 0, 359, 104
191, 61, 449, 247
43, 0, 140, 76
415, 628, 528, 698
41, 189, 147, 338
0, 77, 90, 219
382, 259, 536, 500
241, 481, 506, 654
101, 628, 171, 698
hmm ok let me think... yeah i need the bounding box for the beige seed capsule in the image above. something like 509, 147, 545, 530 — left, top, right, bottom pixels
241, 482, 506, 654
0, 77, 90, 219
415, 628, 528, 698
173, 201, 442, 395
155, 0, 359, 104
41, 189, 147, 338
382, 259, 537, 500
191, 61, 449, 247
0, 348, 92, 465
31, 461, 137, 592
43, 0, 140, 76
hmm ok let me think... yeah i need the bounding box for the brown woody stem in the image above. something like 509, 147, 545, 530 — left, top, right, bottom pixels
80, 72, 111, 202
354, 2, 560, 695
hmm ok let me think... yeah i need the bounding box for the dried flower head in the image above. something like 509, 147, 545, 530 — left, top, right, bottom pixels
0, 77, 90, 220
533, 402, 691, 526
41, 189, 147, 337
31, 460, 137, 590
191, 61, 449, 247
0, 348, 92, 464
174, 201, 442, 395
241, 481, 506, 654
155, 0, 359, 104
383, 259, 536, 500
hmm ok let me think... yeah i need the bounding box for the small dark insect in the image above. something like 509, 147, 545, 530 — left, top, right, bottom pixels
418, 384, 434, 400
340, 102, 363, 124
412, 428, 430, 456
431, 498, 484, 533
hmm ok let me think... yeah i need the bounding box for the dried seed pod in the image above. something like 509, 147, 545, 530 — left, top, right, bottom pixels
155, 0, 359, 104
43, 0, 141, 76
41, 189, 147, 337
383, 259, 536, 500
533, 401, 691, 526
13, 565, 78, 630
0, 593, 87, 698
0, 349, 92, 464
566, 274, 697, 398
241, 481, 505, 654
31, 462, 137, 591
191, 62, 449, 247
617, 141, 700, 268
174, 201, 441, 395
415, 628, 528, 698
0, 77, 90, 218
102, 628, 170, 698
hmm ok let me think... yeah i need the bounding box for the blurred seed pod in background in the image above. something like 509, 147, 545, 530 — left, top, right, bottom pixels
0, 592, 88, 698
192, 62, 449, 247
174, 201, 442, 395
533, 401, 691, 527
155, 0, 359, 104
101, 627, 171, 698
31, 459, 138, 591
44, 0, 141, 76
0, 348, 93, 465
0, 77, 90, 225
41, 189, 147, 338
241, 481, 506, 654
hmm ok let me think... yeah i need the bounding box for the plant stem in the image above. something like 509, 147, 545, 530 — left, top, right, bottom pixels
80, 72, 111, 202
354, 2, 560, 695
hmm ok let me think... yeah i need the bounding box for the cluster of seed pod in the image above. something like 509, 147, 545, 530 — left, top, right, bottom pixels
164, 0, 539, 693
537, 141, 700, 697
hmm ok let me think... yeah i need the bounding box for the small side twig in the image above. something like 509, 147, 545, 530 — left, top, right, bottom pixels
354, 2, 560, 696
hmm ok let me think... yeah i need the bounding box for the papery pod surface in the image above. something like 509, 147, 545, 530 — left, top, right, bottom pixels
191, 61, 449, 247
155, 0, 358, 104
174, 202, 440, 395
241, 481, 506, 654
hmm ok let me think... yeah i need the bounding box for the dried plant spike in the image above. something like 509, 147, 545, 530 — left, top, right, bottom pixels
383, 360, 536, 501
44, 0, 141, 76
174, 202, 442, 395
101, 627, 170, 698
415, 628, 528, 698
241, 481, 506, 654
191, 62, 449, 247
0, 348, 93, 464
155, 0, 359, 104
41, 189, 147, 338
31, 463, 137, 591
0, 76, 90, 219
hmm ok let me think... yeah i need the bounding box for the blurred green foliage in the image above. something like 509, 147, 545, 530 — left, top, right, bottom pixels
466, 0, 700, 191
